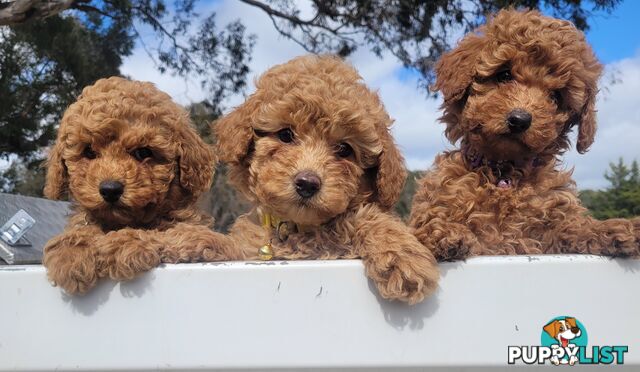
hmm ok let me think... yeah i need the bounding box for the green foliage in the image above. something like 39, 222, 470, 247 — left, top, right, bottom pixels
395, 170, 423, 219
580, 158, 640, 219
0, 16, 128, 160
0, 159, 45, 197
188, 101, 251, 231
198, 165, 252, 233
188, 101, 219, 143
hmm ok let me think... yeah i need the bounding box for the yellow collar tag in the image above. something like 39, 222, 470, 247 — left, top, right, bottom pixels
256, 209, 313, 260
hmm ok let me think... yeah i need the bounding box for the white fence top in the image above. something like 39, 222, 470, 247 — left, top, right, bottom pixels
1, 255, 639, 371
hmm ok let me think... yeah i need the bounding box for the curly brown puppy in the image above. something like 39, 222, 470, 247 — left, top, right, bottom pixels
410, 9, 640, 261
216, 55, 439, 304
43, 77, 242, 295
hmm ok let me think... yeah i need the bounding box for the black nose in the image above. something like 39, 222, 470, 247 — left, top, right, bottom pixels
99, 180, 124, 203
507, 108, 532, 133
571, 327, 580, 334
294, 171, 321, 199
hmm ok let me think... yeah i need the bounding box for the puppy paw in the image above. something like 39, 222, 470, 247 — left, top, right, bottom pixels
44, 248, 98, 295
365, 251, 439, 305
96, 229, 161, 281
433, 235, 472, 262
609, 236, 640, 258
108, 246, 161, 281
160, 228, 243, 263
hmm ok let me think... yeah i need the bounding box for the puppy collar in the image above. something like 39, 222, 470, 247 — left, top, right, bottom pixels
256, 208, 313, 260
461, 143, 545, 188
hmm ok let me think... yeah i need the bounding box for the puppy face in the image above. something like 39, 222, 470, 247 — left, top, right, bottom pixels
435, 9, 602, 160
45, 77, 214, 226
215, 55, 406, 226
543, 318, 581, 344
249, 101, 382, 225
62, 121, 177, 225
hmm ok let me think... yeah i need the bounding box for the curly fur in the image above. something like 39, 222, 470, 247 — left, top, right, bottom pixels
410, 9, 640, 261
216, 55, 439, 304
43, 77, 242, 295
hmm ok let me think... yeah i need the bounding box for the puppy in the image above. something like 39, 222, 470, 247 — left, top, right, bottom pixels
215, 55, 439, 305
543, 317, 582, 365
43, 77, 242, 295
410, 9, 640, 260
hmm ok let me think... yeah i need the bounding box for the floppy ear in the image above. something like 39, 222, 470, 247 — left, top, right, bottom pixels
575, 88, 597, 154
214, 105, 254, 165
543, 321, 560, 339
565, 317, 578, 328
43, 137, 68, 200
573, 45, 603, 154
371, 122, 407, 210
433, 33, 486, 144
176, 123, 216, 197
213, 100, 258, 197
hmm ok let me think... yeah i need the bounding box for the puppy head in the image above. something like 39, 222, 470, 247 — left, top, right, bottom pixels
215, 55, 406, 225
434, 9, 602, 161
543, 317, 581, 341
44, 77, 214, 226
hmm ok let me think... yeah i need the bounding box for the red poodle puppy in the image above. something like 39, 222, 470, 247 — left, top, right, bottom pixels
43, 77, 243, 295
216, 55, 439, 305
410, 9, 640, 260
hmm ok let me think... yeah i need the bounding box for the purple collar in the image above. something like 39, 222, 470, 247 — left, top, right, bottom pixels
461, 143, 546, 188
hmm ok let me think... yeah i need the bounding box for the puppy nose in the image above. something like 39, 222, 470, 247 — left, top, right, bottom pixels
294, 171, 321, 199
507, 108, 532, 133
571, 327, 580, 334
99, 180, 124, 203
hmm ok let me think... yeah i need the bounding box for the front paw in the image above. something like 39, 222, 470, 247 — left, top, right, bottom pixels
161, 228, 243, 263
609, 237, 640, 258
106, 246, 161, 281
433, 235, 473, 262
44, 248, 98, 295
365, 251, 439, 305
604, 221, 640, 258
96, 230, 161, 281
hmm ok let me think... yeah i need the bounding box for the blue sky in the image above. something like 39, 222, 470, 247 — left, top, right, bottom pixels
584, 0, 640, 63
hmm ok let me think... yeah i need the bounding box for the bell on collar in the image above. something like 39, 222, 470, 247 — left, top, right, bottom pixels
258, 242, 274, 261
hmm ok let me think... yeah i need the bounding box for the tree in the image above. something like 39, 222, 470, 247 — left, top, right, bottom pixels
237, 0, 619, 91
0, 0, 255, 162
395, 170, 423, 219
0, 17, 128, 160
580, 158, 640, 219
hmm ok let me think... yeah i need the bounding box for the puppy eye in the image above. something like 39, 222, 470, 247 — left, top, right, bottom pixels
131, 147, 153, 161
276, 128, 295, 143
254, 128, 268, 137
495, 69, 513, 83
82, 146, 97, 160
551, 90, 563, 106
335, 142, 354, 158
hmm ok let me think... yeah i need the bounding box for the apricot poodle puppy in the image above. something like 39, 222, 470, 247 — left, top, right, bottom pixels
43, 77, 242, 295
410, 9, 640, 261
215, 55, 439, 305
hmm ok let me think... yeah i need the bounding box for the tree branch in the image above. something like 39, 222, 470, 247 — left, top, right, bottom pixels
0, 0, 82, 25
238, 0, 347, 35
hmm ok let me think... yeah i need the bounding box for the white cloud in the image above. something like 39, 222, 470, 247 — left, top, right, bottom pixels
565, 54, 640, 189
120, 2, 640, 190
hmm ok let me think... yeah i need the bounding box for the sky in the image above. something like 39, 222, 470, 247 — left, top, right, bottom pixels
121, 0, 640, 190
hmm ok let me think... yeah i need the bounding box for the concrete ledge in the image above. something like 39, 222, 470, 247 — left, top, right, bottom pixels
0, 255, 639, 371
